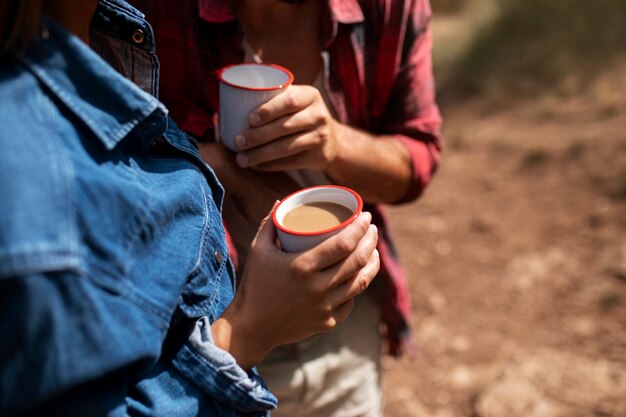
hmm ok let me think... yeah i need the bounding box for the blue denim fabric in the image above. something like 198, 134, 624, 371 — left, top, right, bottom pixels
0, 1, 277, 415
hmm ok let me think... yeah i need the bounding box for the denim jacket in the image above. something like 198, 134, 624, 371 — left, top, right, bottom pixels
0, 0, 276, 415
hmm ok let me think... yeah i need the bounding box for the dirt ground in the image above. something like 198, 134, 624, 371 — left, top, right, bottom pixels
381, 49, 626, 417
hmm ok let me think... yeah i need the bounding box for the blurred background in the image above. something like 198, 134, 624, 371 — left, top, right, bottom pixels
383, 0, 626, 416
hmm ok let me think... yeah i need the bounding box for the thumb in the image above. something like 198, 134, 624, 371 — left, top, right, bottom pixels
251, 201, 279, 248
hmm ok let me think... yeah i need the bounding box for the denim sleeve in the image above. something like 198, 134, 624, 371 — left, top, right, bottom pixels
128, 317, 277, 417
0, 271, 162, 416
0, 274, 277, 417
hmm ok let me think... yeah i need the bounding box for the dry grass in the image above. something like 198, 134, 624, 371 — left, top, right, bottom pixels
437, 0, 626, 100
430, 0, 470, 14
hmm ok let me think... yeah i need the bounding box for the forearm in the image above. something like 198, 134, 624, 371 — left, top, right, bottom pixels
326, 122, 413, 204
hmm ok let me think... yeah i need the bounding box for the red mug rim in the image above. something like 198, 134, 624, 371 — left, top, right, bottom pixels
217, 63, 295, 92
272, 185, 364, 237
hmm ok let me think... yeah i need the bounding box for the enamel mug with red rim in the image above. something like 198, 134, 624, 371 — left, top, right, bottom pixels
218, 63, 294, 151
272, 186, 364, 253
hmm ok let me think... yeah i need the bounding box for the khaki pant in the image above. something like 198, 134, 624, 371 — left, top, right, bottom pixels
257, 293, 383, 417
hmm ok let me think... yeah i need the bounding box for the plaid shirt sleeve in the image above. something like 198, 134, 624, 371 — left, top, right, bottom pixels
331, 0, 442, 204
383, 0, 442, 203
355, 0, 443, 357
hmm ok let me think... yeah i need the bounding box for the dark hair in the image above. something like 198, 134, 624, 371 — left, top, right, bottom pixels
0, 0, 42, 59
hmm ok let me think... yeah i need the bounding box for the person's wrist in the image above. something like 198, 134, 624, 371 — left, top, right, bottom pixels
325, 121, 349, 181
211, 303, 270, 371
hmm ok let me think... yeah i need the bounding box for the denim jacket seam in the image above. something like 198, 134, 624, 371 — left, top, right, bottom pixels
4, 82, 82, 273
181, 267, 226, 319
45, 88, 81, 261
188, 196, 229, 318
179, 181, 228, 319
151, 53, 159, 99
188, 180, 210, 277
119, 282, 172, 328
0, 74, 81, 278
84, 267, 172, 328
120, 158, 155, 277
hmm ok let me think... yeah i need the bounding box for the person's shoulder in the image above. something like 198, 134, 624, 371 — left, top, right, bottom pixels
0, 56, 56, 145
0, 58, 80, 278
0, 58, 65, 174
0, 55, 39, 106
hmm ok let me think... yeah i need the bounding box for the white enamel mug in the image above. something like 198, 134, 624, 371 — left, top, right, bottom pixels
218, 63, 294, 151
272, 186, 363, 253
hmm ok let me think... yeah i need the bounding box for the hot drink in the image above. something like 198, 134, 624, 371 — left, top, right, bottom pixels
282, 202, 353, 233
272, 185, 363, 252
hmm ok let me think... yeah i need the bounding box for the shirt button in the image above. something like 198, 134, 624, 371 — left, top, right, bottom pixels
132, 29, 145, 44
214, 250, 223, 264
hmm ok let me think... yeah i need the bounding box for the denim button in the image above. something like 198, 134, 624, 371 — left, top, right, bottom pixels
214, 250, 223, 264
132, 29, 145, 44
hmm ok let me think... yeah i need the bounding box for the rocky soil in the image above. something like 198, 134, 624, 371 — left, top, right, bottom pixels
382, 68, 626, 416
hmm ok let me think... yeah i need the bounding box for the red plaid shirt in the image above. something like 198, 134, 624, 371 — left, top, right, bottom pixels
134, 0, 443, 356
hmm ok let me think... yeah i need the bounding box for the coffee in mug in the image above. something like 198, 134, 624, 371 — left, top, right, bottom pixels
272, 185, 363, 252
282, 202, 354, 233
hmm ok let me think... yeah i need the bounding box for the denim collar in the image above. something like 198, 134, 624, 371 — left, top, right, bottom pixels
20, 16, 167, 151
198, 0, 364, 25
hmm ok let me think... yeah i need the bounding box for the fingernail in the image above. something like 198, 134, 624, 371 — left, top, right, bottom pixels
249, 112, 261, 127
236, 153, 249, 167
361, 211, 372, 223
370, 224, 378, 235
235, 134, 247, 150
